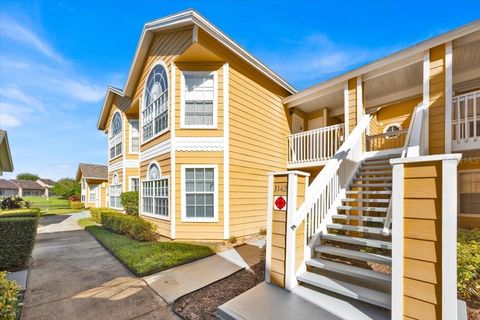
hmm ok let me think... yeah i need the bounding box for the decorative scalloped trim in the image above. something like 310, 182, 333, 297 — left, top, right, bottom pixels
124, 160, 139, 168
108, 160, 122, 172
175, 137, 224, 151
140, 139, 171, 161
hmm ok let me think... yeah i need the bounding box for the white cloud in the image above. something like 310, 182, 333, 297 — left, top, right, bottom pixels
0, 15, 65, 63
0, 113, 22, 128
0, 87, 45, 112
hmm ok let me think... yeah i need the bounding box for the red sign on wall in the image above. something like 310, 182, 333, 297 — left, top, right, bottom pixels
273, 196, 287, 211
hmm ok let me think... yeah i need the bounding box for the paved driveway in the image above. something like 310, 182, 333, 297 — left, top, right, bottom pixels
21, 212, 178, 320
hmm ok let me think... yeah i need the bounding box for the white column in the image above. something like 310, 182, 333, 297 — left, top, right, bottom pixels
284, 172, 298, 291
223, 62, 230, 240
170, 64, 176, 239
344, 81, 350, 138
423, 51, 430, 154
445, 42, 453, 154
442, 158, 458, 320
391, 162, 404, 320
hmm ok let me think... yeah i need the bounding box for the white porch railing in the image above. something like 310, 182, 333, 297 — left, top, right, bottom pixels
452, 89, 480, 151
291, 115, 370, 241
366, 129, 408, 152
287, 124, 345, 167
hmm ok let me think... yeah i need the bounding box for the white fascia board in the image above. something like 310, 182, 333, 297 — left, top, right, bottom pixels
284, 19, 480, 107
97, 87, 125, 130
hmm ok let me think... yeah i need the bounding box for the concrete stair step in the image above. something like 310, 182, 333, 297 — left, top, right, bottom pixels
350, 183, 392, 188
332, 214, 386, 223
342, 198, 390, 204
346, 190, 392, 195
354, 177, 392, 182
322, 233, 392, 250
327, 223, 387, 235
357, 170, 392, 176
359, 165, 391, 170
363, 159, 391, 165
315, 246, 392, 265
337, 205, 388, 212
306, 258, 391, 283
297, 271, 391, 309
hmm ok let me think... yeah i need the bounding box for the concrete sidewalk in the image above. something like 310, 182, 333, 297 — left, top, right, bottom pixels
144, 240, 265, 304
21, 213, 178, 320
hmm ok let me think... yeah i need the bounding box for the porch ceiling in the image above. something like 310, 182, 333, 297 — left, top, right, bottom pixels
295, 89, 344, 115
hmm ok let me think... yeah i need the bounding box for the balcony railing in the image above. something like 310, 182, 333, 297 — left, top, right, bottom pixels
452, 90, 480, 151
366, 129, 408, 152
287, 124, 344, 167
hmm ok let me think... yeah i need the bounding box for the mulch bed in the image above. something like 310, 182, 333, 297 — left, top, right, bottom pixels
466, 299, 480, 320
173, 261, 265, 320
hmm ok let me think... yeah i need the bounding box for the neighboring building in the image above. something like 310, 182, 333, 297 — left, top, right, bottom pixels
36, 178, 56, 196
0, 179, 19, 196
75, 163, 108, 208
0, 130, 13, 175
10, 180, 46, 197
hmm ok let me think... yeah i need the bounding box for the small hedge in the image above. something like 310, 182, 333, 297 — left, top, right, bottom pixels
70, 201, 84, 210
101, 211, 156, 241
0, 215, 39, 270
0, 271, 19, 320
458, 229, 480, 300
0, 208, 40, 218
120, 191, 139, 215
89, 207, 118, 224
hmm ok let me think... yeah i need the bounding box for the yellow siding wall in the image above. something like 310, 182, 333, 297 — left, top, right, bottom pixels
175, 151, 224, 240
403, 162, 442, 320
429, 45, 446, 155
372, 97, 422, 135
348, 78, 358, 133
270, 175, 287, 287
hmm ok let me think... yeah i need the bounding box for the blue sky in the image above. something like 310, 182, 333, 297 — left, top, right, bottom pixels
0, 1, 478, 180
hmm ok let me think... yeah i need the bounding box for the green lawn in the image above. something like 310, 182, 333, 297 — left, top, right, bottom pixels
23, 196, 83, 215
83, 222, 214, 276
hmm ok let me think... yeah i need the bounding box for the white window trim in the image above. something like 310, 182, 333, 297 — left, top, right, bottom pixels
88, 184, 99, 203
383, 123, 402, 134
109, 112, 123, 160
180, 70, 218, 129
129, 176, 140, 192
140, 161, 170, 221
141, 60, 170, 146
109, 173, 123, 210
129, 119, 140, 154
181, 164, 219, 223
458, 169, 480, 216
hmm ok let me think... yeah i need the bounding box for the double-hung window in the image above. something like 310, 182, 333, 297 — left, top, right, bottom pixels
109, 174, 122, 209
130, 177, 139, 192
142, 164, 169, 218
182, 72, 217, 128
129, 120, 139, 153
459, 171, 480, 215
182, 166, 217, 221
81, 178, 86, 202
143, 64, 169, 141
110, 112, 122, 159
89, 185, 98, 203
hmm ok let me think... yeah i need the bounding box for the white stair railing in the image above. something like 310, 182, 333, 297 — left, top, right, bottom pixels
382, 102, 427, 235
291, 115, 371, 241
287, 124, 345, 167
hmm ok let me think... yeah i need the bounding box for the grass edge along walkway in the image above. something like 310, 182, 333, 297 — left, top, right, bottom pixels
78, 219, 215, 276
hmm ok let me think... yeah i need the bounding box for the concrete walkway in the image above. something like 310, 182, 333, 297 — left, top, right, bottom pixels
21, 212, 178, 320
144, 240, 265, 304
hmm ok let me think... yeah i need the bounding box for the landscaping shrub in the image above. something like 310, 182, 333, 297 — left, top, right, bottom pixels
70, 201, 84, 210
0, 271, 19, 320
458, 229, 480, 300
0, 208, 40, 218
101, 211, 156, 241
120, 191, 139, 215
0, 196, 31, 210
68, 195, 81, 202
0, 216, 39, 270
89, 207, 118, 224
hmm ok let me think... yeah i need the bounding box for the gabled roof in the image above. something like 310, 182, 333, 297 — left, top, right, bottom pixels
284, 19, 480, 107
10, 179, 45, 190
38, 178, 56, 186
0, 179, 19, 190
0, 130, 14, 174
97, 9, 296, 130
76, 163, 108, 181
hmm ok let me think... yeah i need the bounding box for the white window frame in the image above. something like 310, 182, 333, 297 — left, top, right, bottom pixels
458, 169, 480, 217
89, 184, 98, 203
129, 119, 140, 154
383, 123, 402, 139
180, 71, 218, 129
129, 176, 139, 192
109, 112, 123, 160
141, 60, 170, 145
109, 173, 122, 209
81, 178, 86, 202
181, 164, 218, 223
141, 162, 170, 221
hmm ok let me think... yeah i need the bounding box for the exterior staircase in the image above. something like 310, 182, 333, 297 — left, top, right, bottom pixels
297, 155, 396, 311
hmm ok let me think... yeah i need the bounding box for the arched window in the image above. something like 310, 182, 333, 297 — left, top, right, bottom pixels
109, 112, 122, 159
142, 163, 169, 217
143, 63, 169, 141
110, 173, 122, 209
384, 123, 402, 139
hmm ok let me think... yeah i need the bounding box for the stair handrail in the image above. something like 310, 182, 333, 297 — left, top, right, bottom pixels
291, 114, 371, 233
382, 102, 426, 235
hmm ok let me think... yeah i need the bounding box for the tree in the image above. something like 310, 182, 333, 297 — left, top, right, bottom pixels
51, 178, 81, 198
16, 173, 40, 181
